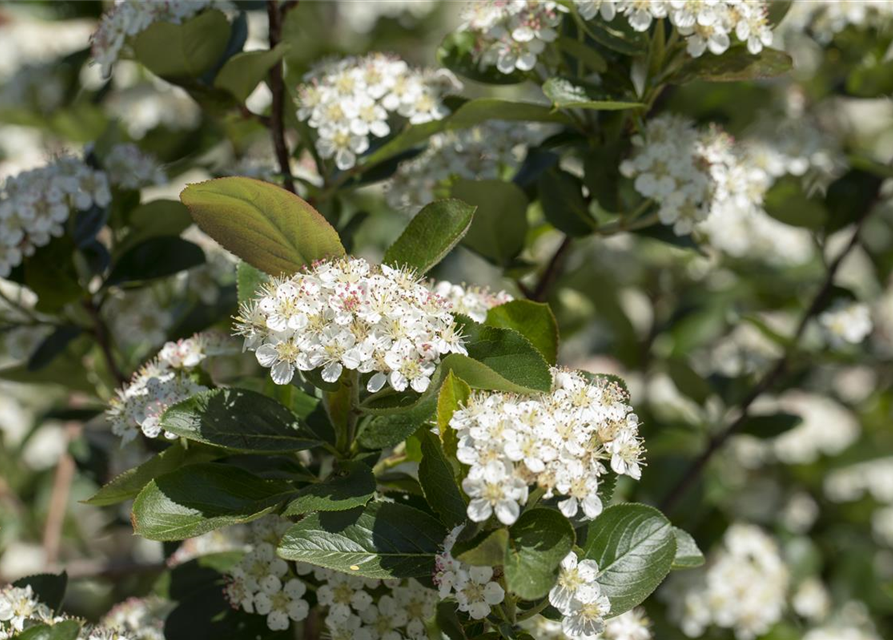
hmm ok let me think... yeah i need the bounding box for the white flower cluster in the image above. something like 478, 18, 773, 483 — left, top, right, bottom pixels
825, 457, 893, 505
459, 1, 563, 74
621, 115, 745, 236
522, 607, 652, 640
106, 82, 202, 139
0, 155, 111, 277
296, 53, 459, 170
103, 143, 167, 191
224, 516, 309, 631
585, 0, 773, 57
804, 626, 882, 640
432, 280, 514, 323
663, 523, 789, 640
818, 300, 873, 348
235, 257, 466, 392
101, 597, 171, 640
104, 289, 174, 351
225, 516, 438, 637
449, 368, 641, 526
386, 121, 548, 211
337, 0, 437, 34
91, 0, 229, 78
783, 0, 893, 44
0, 585, 53, 638
106, 333, 216, 443
433, 525, 506, 621
772, 393, 860, 466
549, 551, 612, 638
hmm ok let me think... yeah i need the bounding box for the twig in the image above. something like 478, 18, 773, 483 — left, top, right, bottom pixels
659, 203, 879, 513
82, 299, 127, 386
530, 236, 573, 302
43, 424, 81, 568
267, 0, 296, 194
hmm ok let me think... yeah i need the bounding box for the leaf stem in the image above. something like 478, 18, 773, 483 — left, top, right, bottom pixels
517, 596, 551, 621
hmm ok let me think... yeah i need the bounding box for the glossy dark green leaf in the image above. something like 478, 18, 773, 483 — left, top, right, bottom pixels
132, 463, 294, 541
461, 318, 553, 394
672, 528, 705, 569
673, 47, 793, 84
84, 443, 220, 507
161, 388, 320, 453
582, 503, 676, 615
383, 199, 476, 274
419, 430, 467, 528
537, 167, 597, 237
283, 461, 376, 516
505, 508, 575, 600
452, 179, 529, 266
542, 77, 643, 111
485, 300, 559, 365
133, 10, 232, 80
106, 236, 205, 286
764, 176, 828, 229
16, 621, 81, 640
13, 572, 68, 612
455, 528, 509, 567
278, 501, 447, 579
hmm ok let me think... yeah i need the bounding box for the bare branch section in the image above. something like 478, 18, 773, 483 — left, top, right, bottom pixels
267, 0, 296, 194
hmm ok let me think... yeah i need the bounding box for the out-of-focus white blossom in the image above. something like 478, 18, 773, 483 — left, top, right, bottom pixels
432, 281, 513, 323
434, 525, 506, 620
91, 0, 232, 78
103, 144, 167, 190
337, 0, 437, 33
782, 0, 893, 44
106, 333, 226, 443
235, 257, 467, 392
296, 53, 459, 170
663, 523, 789, 640
584, 1, 774, 57
102, 597, 171, 640
0, 155, 111, 277
825, 457, 893, 505
793, 577, 832, 623
449, 368, 641, 525
106, 82, 202, 139
803, 624, 882, 640
819, 300, 873, 347
459, 1, 563, 74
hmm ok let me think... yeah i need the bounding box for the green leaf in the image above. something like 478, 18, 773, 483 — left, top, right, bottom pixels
825, 170, 883, 234
537, 168, 597, 237
582, 503, 677, 615
739, 412, 802, 439
160, 388, 320, 453
419, 431, 467, 528
556, 36, 607, 73
214, 43, 289, 102
673, 47, 793, 84
542, 78, 644, 111
504, 508, 575, 600
448, 99, 573, 128
27, 325, 82, 372
383, 199, 476, 274
84, 443, 219, 507
278, 501, 447, 579
437, 31, 528, 85
437, 370, 472, 433
106, 236, 205, 286
455, 528, 509, 567
13, 572, 67, 612
16, 621, 81, 640
847, 59, 893, 98
133, 10, 232, 80
118, 199, 193, 254
575, 16, 648, 56
236, 260, 269, 305
461, 318, 553, 394
132, 463, 294, 541
763, 176, 828, 229
666, 358, 712, 405
23, 237, 81, 313
485, 300, 559, 365
359, 394, 436, 450
283, 461, 375, 516
180, 177, 345, 276
452, 179, 529, 266
672, 528, 705, 569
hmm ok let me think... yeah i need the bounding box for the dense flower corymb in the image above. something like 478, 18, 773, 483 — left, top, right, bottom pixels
235, 257, 467, 392
296, 53, 459, 170
449, 368, 642, 525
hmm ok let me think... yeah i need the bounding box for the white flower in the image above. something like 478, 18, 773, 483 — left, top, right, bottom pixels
393, 581, 437, 639
235, 257, 466, 393
819, 301, 873, 347
462, 461, 529, 525
358, 595, 407, 640
433, 281, 514, 323
253, 578, 309, 631
562, 592, 612, 638
103, 143, 167, 190
0, 585, 51, 633
454, 565, 506, 620
316, 571, 375, 625
602, 608, 652, 640
550, 552, 603, 614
